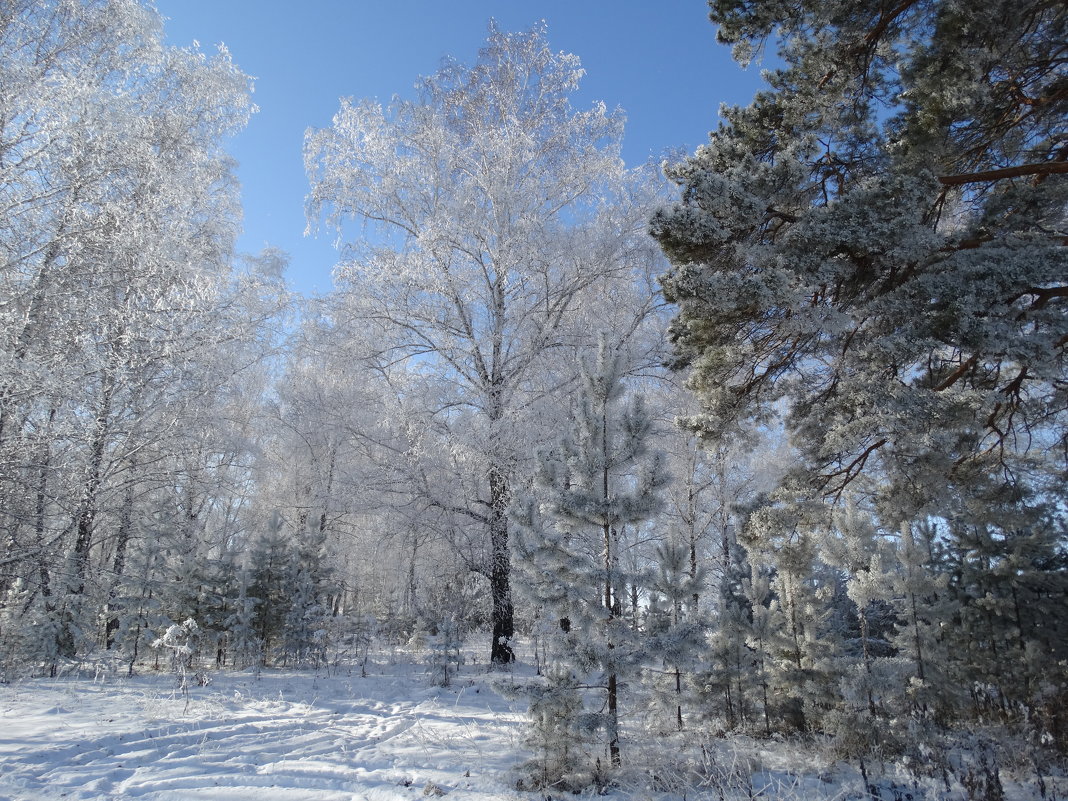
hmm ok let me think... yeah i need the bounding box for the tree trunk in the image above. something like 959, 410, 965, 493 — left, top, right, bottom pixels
33, 408, 58, 614
404, 533, 418, 619
607, 670, 621, 766
106, 466, 136, 649
675, 666, 684, 731
910, 589, 926, 682
71, 371, 115, 598
489, 464, 514, 664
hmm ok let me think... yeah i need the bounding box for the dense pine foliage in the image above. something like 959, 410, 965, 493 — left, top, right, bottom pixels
653, 0, 1067, 749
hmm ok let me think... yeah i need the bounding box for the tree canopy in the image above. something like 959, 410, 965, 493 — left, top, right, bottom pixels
305, 23, 667, 664
653, 0, 1067, 528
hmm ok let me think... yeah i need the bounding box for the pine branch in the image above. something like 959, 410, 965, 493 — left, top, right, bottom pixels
938, 162, 1068, 186
822, 438, 888, 500
934, 354, 979, 392
817, 0, 923, 88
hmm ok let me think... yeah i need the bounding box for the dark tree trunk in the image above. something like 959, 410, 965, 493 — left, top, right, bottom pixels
34, 408, 57, 612
106, 469, 135, 649
607, 670, 621, 766
489, 464, 514, 664
71, 373, 115, 597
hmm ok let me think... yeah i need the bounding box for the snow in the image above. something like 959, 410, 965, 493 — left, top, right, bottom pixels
0, 659, 529, 801
0, 647, 1058, 801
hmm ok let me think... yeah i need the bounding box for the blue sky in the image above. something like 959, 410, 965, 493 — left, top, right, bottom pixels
155, 1, 767, 295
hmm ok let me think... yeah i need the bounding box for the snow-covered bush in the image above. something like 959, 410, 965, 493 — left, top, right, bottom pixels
151, 618, 209, 698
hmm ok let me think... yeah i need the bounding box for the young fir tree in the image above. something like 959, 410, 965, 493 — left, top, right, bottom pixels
225, 564, 261, 669
824, 501, 892, 686
746, 504, 841, 732
701, 525, 758, 730
108, 517, 169, 677
0, 579, 50, 679
519, 665, 588, 791
515, 339, 669, 775
742, 564, 780, 736
848, 515, 962, 737
931, 504, 1068, 727
281, 523, 333, 668
821, 499, 898, 759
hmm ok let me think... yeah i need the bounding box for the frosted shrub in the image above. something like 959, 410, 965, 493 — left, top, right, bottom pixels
151, 618, 209, 708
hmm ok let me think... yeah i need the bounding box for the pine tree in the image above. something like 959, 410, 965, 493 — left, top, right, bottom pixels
515, 338, 669, 772
651, 0, 1067, 737
738, 565, 774, 735
646, 539, 707, 732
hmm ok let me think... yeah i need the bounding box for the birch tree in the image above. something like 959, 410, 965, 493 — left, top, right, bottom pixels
0, 0, 259, 666
306, 23, 666, 663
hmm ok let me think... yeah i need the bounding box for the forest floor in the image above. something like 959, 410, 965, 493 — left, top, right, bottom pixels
0, 642, 1058, 800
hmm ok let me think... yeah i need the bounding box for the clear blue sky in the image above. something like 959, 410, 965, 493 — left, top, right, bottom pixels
155, 1, 767, 296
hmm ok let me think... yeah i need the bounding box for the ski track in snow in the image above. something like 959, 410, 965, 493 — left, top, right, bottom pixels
0, 667, 529, 801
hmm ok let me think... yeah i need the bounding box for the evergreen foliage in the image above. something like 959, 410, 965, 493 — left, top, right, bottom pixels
515, 338, 670, 773
652, 0, 1068, 734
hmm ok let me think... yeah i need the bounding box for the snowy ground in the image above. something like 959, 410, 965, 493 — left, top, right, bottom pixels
0, 648, 1058, 801
0, 658, 530, 801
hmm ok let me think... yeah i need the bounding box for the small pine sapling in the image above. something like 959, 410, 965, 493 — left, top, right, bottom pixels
646, 538, 707, 732
515, 338, 669, 773
424, 616, 464, 687
520, 667, 591, 792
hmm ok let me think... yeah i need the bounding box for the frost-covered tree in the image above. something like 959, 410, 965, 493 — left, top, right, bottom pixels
646, 539, 706, 732
663, 430, 776, 730
655, 0, 1066, 507
281, 523, 334, 668
0, 0, 261, 666
818, 499, 899, 757
515, 339, 669, 770
927, 509, 1068, 720
248, 512, 291, 663
306, 23, 667, 664
520, 667, 587, 790
652, 0, 1067, 724
225, 565, 261, 669
824, 500, 892, 685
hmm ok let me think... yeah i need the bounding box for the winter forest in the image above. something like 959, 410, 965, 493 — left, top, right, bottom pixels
1, 0, 1066, 799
